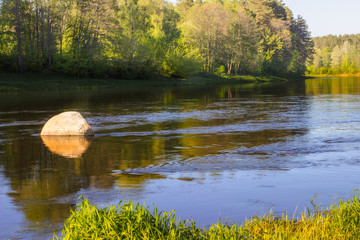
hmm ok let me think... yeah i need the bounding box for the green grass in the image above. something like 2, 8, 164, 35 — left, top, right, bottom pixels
54, 192, 360, 239
0, 73, 289, 92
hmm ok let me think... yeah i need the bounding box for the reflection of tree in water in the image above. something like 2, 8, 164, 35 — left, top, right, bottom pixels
1, 141, 78, 229
176, 81, 309, 163
306, 77, 360, 95
114, 173, 166, 188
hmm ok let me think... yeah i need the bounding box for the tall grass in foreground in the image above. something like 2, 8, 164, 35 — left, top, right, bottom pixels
54, 193, 360, 239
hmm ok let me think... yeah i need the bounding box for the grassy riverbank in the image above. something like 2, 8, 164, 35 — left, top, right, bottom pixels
0, 73, 288, 92
54, 193, 360, 239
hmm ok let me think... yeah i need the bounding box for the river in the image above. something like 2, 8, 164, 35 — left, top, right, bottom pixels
1, 77, 360, 239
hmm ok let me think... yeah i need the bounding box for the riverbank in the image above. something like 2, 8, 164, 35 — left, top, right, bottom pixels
0, 73, 290, 92
306, 73, 360, 78
54, 192, 360, 239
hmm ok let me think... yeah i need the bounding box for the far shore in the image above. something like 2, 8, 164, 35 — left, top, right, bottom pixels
306, 73, 360, 78
0, 73, 294, 92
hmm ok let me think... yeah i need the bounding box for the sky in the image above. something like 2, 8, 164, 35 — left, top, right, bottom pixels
282, 0, 360, 37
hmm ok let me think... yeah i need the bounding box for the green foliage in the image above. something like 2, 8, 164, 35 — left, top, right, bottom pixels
247, 191, 360, 239
55, 191, 360, 240
111, 59, 158, 80
259, 29, 285, 75
54, 197, 206, 240
162, 47, 201, 78
55, 192, 360, 239
0, 54, 17, 72
307, 34, 360, 75
288, 49, 304, 75
0, 0, 313, 78
214, 65, 226, 76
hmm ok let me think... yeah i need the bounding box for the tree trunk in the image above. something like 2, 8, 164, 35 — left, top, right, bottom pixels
40, 6, 46, 57
207, 40, 211, 71
15, 0, 23, 73
227, 60, 233, 75
59, 15, 65, 55
35, 0, 40, 63
129, 3, 134, 61
47, 5, 52, 67
235, 63, 241, 75
211, 39, 216, 71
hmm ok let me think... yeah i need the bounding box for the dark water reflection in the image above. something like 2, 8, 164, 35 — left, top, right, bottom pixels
2, 78, 360, 239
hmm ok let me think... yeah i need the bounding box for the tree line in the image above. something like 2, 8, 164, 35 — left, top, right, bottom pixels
307, 34, 360, 75
0, 0, 314, 79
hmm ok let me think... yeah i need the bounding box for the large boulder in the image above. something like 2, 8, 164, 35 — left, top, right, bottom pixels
40, 111, 94, 136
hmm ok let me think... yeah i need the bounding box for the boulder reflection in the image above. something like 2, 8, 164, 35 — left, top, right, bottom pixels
41, 135, 92, 158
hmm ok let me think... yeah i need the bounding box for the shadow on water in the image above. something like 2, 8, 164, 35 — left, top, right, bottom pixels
2, 78, 360, 239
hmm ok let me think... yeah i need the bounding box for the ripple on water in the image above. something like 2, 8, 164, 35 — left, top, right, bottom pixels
95, 121, 312, 137
0, 120, 41, 128
87, 107, 247, 127
111, 131, 360, 174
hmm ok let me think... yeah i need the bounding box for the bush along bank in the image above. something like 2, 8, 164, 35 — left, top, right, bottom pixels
54, 192, 360, 239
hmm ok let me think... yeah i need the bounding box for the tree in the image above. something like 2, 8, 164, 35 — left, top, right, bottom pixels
331, 45, 342, 71
224, 4, 258, 74
0, 0, 315, 77
180, 2, 230, 72
308, 34, 360, 75
288, 16, 314, 75
15, 0, 23, 72
247, 0, 295, 75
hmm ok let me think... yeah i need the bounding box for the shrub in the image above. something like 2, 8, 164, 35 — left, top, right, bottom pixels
162, 47, 202, 78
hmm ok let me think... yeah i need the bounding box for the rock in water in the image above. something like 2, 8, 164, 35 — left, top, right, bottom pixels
40, 111, 94, 136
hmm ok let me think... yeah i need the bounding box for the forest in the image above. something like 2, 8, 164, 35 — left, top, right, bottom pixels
307, 34, 360, 75
0, 0, 314, 79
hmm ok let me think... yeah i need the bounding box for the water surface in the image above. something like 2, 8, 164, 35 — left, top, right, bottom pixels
1, 77, 360, 239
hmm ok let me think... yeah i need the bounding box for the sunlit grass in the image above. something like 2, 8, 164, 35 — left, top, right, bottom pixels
54, 191, 360, 239
244, 193, 360, 240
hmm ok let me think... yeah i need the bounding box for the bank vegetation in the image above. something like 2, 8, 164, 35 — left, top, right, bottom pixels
307, 34, 360, 76
0, 0, 313, 79
55, 192, 360, 239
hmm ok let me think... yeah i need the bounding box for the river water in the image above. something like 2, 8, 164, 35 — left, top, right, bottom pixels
1, 77, 360, 239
